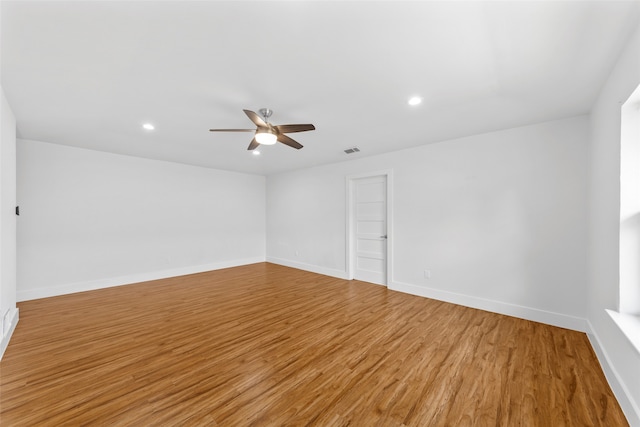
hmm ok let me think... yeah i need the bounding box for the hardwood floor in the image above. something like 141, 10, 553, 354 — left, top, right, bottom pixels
0, 263, 628, 426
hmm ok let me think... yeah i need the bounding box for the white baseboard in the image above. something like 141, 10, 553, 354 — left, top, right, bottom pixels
0, 308, 19, 360
264, 260, 587, 332
587, 320, 640, 426
266, 257, 349, 280
17, 257, 265, 301
389, 280, 588, 332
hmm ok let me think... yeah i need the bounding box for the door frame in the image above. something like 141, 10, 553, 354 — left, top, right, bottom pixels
346, 170, 394, 285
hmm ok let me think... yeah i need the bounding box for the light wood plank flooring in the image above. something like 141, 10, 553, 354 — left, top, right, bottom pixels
0, 263, 628, 426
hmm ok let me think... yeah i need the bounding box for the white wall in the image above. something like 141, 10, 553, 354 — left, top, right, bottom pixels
0, 87, 18, 359
587, 18, 640, 425
267, 115, 589, 331
17, 139, 265, 300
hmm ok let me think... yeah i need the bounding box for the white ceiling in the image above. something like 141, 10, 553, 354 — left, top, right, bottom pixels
2, 1, 639, 176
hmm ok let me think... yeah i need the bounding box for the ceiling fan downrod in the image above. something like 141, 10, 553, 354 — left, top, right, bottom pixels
259, 108, 273, 123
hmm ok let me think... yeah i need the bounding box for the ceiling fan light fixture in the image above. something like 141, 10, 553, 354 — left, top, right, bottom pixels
255, 129, 278, 145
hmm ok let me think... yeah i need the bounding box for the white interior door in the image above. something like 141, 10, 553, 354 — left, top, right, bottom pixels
352, 175, 387, 285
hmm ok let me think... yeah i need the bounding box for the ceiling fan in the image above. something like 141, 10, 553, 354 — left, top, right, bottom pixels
209, 108, 315, 151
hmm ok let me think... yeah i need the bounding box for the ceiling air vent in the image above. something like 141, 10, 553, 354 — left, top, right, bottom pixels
344, 147, 360, 154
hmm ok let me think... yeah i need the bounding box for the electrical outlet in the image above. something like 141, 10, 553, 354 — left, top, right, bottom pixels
424, 270, 431, 279
295, 250, 299, 257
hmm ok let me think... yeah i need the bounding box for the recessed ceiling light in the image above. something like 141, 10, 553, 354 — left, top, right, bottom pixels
408, 96, 422, 106
252, 150, 261, 156
142, 123, 155, 131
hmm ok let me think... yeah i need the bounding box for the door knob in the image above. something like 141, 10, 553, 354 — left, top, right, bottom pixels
380, 235, 387, 239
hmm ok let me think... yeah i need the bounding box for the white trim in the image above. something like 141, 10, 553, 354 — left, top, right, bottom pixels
0, 308, 19, 360
346, 169, 394, 285
389, 280, 588, 332
587, 319, 640, 426
266, 256, 349, 280
16, 257, 265, 301
607, 310, 640, 356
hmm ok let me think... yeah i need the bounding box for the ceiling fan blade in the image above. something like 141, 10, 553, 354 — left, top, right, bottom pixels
247, 138, 259, 151
275, 124, 315, 133
277, 133, 303, 150
243, 109, 268, 128
209, 129, 255, 132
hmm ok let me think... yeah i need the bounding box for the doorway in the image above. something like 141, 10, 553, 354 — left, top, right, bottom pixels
347, 171, 393, 286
